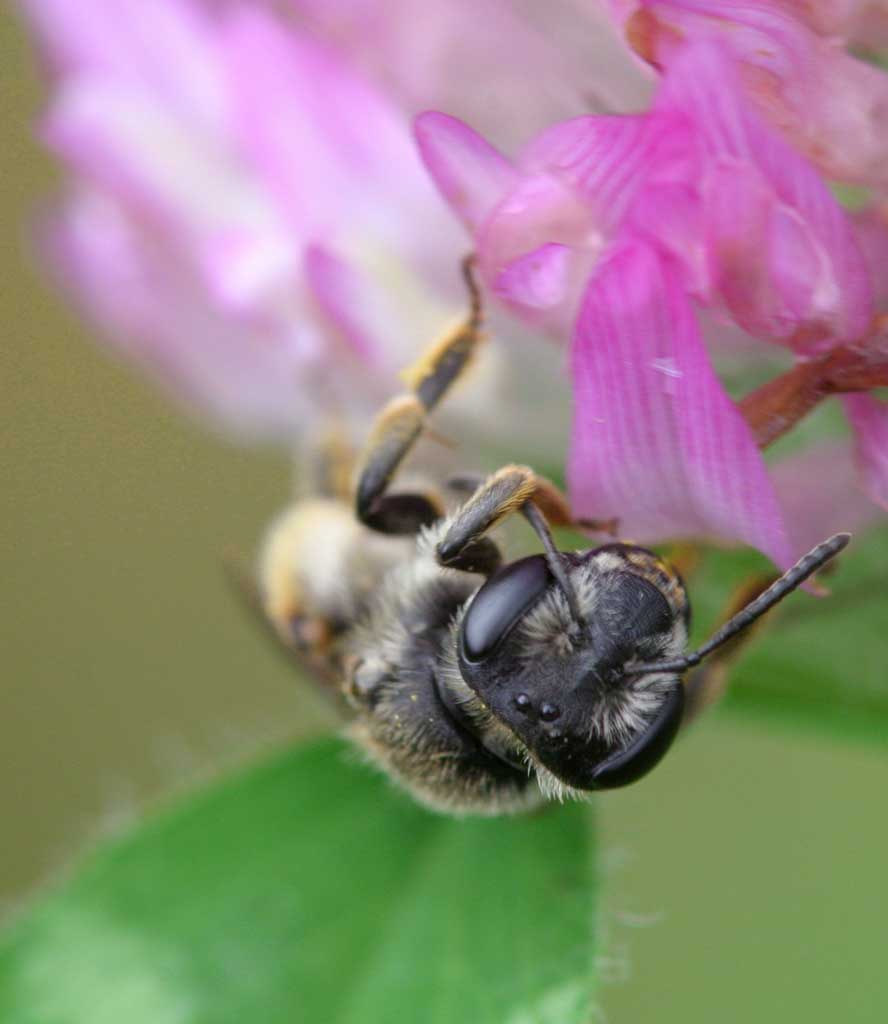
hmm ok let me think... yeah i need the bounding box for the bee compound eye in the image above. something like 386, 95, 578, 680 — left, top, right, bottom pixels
459, 555, 552, 663
590, 684, 685, 789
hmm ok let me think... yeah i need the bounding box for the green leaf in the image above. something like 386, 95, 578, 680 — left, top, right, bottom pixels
689, 525, 888, 746
0, 739, 597, 1024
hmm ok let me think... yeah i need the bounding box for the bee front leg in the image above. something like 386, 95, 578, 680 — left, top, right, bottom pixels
436, 465, 537, 570
439, 465, 603, 622
437, 464, 620, 577
447, 471, 618, 535
435, 461, 586, 575
354, 256, 485, 536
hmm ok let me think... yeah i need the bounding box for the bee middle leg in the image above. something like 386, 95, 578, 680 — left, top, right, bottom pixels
354, 256, 484, 536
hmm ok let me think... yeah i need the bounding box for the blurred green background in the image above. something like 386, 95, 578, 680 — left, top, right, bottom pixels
3, 13, 887, 1024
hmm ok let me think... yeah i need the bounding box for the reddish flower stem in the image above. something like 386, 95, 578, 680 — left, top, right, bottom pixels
740, 317, 888, 448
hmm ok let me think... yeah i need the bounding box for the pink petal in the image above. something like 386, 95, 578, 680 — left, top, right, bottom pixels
610, 1, 888, 186
470, 112, 695, 330
475, 172, 599, 332
568, 237, 793, 568
42, 82, 294, 309
291, 0, 652, 147
703, 158, 846, 344
608, 1, 810, 76
414, 112, 518, 232
771, 441, 885, 555
31, 5, 301, 310
658, 40, 873, 349
303, 244, 382, 366
521, 112, 697, 230
44, 191, 328, 440
626, 180, 707, 295
777, 1, 872, 38
23, 0, 227, 133
853, 204, 888, 312
491, 243, 573, 314
804, 52, 888, 187
222, 8, 437, 243
844, 394, 888, 510
24, 0, 473, 444
220, 7, 464, 302
846, 3, 888, 48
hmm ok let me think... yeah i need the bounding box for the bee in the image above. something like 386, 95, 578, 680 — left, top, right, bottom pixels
250, 258, 849, 815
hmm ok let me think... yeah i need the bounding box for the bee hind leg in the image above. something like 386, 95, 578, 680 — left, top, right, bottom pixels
308, 425, 357, 502
354, 256, 485, 537
225, 557, 343, 712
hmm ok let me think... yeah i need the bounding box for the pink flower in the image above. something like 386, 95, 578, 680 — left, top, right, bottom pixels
417, 32, 886, 562
416, 107, 695, 333
607, 0, 888, 189
419, 37, 874, 345
655, 41, 873, 352
22, 0, 659, 446
286, 0, 652, 148
21, 0, 888, 564
24, 0, 466, 440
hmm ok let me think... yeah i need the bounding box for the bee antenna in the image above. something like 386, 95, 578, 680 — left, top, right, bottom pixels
624, 533, 851, 676
460, 252, 483, 328
523, 501, 586, 627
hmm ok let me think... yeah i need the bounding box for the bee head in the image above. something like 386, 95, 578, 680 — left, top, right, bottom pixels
456, 548, 688, 793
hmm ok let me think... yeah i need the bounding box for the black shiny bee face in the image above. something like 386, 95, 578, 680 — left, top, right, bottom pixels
457, 550, 687, 791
